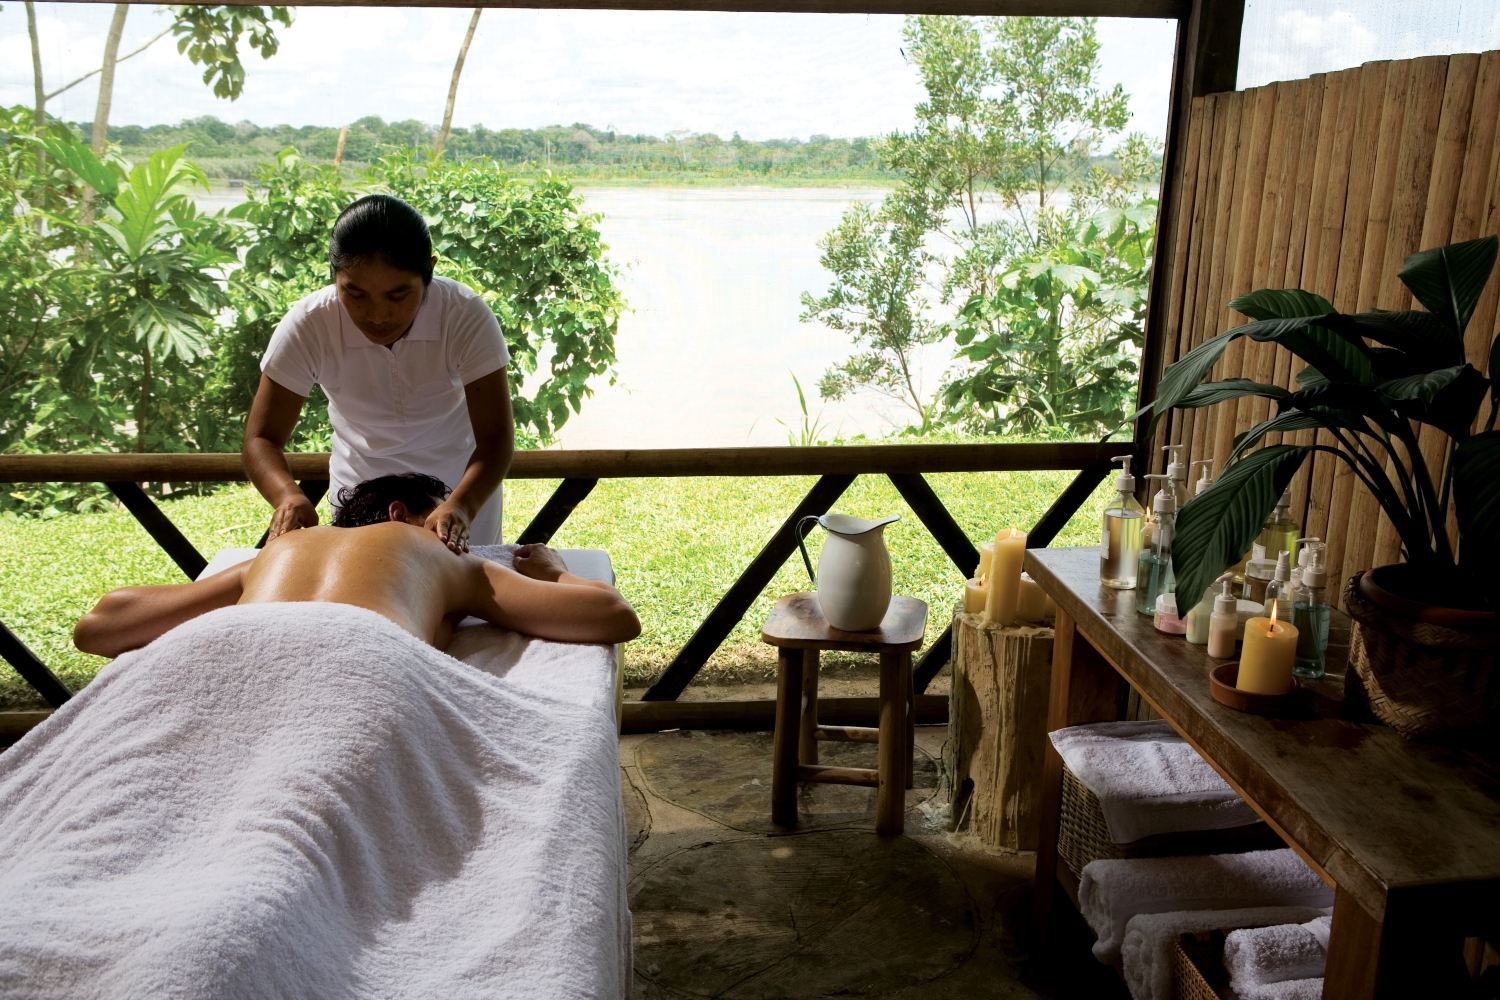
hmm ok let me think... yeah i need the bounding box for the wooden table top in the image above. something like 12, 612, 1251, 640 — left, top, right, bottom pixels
761, 593, 929, 652
1025, 547, 1500, 914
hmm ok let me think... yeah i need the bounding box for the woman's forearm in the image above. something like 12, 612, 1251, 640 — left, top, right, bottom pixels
244, 434, 305, 507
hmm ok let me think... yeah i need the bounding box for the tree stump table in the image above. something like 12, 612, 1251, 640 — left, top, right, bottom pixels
761, 592, 929, 835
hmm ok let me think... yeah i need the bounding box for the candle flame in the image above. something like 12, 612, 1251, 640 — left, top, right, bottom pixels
1269, 599, 1279, 630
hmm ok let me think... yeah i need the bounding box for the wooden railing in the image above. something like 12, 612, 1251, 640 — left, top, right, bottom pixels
0, 442, 1131, 715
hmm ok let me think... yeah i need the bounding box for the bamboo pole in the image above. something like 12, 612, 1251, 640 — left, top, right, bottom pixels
1161, 98, 1207, 475
1189, 95, 1231, 473
1283, 76, 1326, 526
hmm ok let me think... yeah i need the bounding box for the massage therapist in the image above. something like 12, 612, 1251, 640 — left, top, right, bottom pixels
243, 194, 514, 553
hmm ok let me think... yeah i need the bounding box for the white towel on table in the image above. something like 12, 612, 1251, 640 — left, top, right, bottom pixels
1225, 916, 1332, 992
1080, 849, 1333, 966
1120, 906, 1330, 1000
0, 602, 630, 1000
1049, 720, 1262, 843
1235, 978, 1325, 1000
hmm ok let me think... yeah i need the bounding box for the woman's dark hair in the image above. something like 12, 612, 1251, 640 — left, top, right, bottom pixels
332, 473, 450, 528
328, 195, 434, 284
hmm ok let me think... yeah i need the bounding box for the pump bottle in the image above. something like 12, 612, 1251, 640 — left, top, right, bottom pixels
1185, 571, 1232, 645
1257, 488, 1301, 563
1292, 538, 1331, 679
1191, 459, 1214, 497
1164, 444, 1191, 511
1135, 475, 1177, 615
1099, 456, 1145, 589
1207, 580, 1238, 658
1242, 543, 1276, 604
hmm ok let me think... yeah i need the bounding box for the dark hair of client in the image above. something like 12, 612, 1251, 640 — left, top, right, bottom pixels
332, 474, 451, 528
328, 194, 434, 284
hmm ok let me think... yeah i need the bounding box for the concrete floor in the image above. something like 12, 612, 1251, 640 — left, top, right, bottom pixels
619, 725, 1129, 999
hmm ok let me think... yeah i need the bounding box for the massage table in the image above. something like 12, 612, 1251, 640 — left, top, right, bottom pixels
0, 544, 632, 999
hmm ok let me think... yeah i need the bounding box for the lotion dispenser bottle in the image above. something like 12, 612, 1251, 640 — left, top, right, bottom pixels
1100, 456, 1144, 589
1257, 488, 1301, 563
1292, 538, 1331, 679
1135, 475, 1176, 615
1264, 549, 1294, 618
1164, 444, 1191, 511
1207, 580, 1238, 658
1191, 459, 1214, 496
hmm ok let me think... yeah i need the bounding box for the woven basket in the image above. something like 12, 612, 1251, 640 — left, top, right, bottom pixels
1345, 575, 1500, 739
1056, 764, 1283, 876
1175, 933, 1227, 1000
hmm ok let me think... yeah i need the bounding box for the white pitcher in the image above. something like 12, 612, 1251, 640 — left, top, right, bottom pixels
796, 513, 900, 632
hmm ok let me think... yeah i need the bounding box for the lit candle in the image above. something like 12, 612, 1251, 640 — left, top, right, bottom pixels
983, 528, 1027, 627
976, 541, 995, 580
964, 576, 989, 614
1237, 601, 1299, 695
1017, 572, 1049, 622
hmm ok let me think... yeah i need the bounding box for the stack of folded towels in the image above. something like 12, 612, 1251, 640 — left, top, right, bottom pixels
1222, 916, 1333, 1000
1054, 721, 1335, 1000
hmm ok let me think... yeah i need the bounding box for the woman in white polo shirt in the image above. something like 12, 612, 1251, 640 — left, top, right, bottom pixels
243, 195, 514, 552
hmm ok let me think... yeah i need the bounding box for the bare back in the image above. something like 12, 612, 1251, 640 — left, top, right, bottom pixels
242, 522, 472, 645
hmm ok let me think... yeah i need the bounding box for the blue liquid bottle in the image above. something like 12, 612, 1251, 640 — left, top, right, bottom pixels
1135, 475, 1176, 616
1292, 538, 1330, 679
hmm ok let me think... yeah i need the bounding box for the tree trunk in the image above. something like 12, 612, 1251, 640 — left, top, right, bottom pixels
434, 8, 482, 160
136, 341, 151, 453
81, 3, 128, 229
333, 125, 349, 166
26, 2, 44, 133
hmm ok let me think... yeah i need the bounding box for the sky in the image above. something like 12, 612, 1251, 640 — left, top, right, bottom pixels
1, 7, 1177, 143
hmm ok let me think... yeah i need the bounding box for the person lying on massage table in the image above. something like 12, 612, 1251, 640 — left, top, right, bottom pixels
74, 472, 640, 658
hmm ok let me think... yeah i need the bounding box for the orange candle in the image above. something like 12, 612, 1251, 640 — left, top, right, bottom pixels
1237, 601, 1299, 695
983, 528, 1027, 627
964, 577, 989, 614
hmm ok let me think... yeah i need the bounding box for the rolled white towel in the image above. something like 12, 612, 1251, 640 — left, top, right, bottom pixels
1236, 978, 1324, 1000
1050, 720, 1262, 842
1225, 915, 1332, 989
1079, 850, 1333, 966
1120, 906, 1329, 1000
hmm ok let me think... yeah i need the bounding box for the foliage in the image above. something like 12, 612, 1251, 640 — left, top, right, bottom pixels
803, 15, 1156, 438
1146, 236, 1500, 609
374, 151, 624, 445
774, 372, 833, 447
167, 5, 295, 101
800, 192, 943, 430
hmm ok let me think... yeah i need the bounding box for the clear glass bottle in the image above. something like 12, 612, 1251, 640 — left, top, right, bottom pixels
1164, 444, 1191, 512
1263, 549, 1294, 618
1207, 580, 1238, 658
1136, 475, 1176, 615
1242, 543, 1276, 605
1256, 488, 1301, 564
1292, 538, 1331, 679
1100, 456, 1145, 589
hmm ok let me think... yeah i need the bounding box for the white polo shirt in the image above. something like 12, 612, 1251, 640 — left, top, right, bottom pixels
261, 276, 510, 508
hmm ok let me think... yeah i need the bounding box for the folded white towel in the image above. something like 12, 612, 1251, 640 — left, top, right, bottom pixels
1120, 906, 1330, 1000
1049, 720, 1262, 842
1225, 915, 1332, 991
1079, 849, 1333, 966
1236, 978, 1325, 1000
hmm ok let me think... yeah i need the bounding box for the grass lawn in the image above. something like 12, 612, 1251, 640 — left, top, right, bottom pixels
0, 464, 1115, 709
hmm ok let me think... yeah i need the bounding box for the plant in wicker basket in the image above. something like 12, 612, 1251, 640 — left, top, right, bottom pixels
1139, 235, 1500, 738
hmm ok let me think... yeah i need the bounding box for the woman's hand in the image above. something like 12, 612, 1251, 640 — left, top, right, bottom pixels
266, 496, 319, 543
512, 543, 568, 582
425, 500, 473, 554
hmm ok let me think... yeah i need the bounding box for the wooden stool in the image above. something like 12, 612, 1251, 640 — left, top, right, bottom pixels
761, 592, 929, 835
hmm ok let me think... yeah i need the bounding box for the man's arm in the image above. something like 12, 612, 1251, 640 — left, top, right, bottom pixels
74, 562, 250, 658
461, 545, 640, 645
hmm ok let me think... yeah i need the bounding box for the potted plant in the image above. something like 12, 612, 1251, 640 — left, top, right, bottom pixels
1143, 235, 1500, 738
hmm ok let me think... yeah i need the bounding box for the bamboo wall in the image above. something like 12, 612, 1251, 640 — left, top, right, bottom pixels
1146, 52, 1500, 608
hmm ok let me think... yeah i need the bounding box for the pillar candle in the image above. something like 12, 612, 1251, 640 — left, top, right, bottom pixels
976, 541, 994, 580
964, 577, 989, 614
1237, 607, 1299, 695
983, 528, 1027, 627
1016, 573, 1049, 622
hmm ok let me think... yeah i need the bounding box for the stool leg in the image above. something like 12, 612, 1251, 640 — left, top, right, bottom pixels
800, 650, 820, 766
904, 650, 915, 789
773, 648, 805, 828
877, 649, 907, 835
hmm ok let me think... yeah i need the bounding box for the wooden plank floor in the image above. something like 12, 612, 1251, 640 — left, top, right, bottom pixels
619, 726, 1127, 999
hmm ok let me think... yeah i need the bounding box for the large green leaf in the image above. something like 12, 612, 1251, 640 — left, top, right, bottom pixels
1453, 431, 1500, 602
1398, 236, 1498, 337
129, 300, 210, 362
1176, 378, 1288, 408
1338, 309, 1451, 361
36, 138, 120, 197
1228, 410, 1325, 464
1229, 288, 1334, 320
1379, 364, 1489, 440
1172, 445, 1310, 611
1263, 324, 1374, 384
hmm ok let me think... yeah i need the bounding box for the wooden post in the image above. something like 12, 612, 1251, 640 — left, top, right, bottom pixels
800, 650, 819, 766
772, 648, 805, 827
947, 611, 1054, 852
876, 649, 909, 835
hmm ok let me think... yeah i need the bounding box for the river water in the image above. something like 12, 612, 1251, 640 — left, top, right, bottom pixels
199, 184, 947, 447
